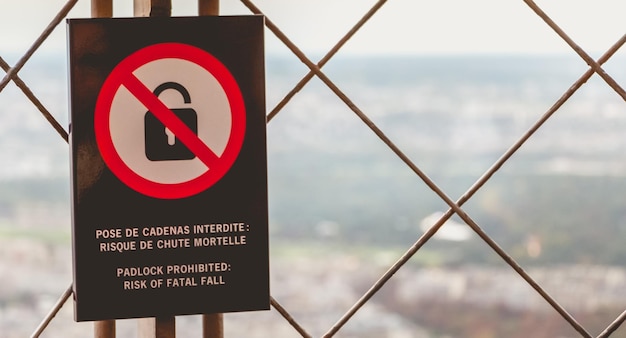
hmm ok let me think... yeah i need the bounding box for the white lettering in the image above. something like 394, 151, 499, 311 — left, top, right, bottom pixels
166, 277, 197, 287
193, 223, 246, 234
201, 275, 225, 285
116, 266, 164, 277
95, 228, 122, 239
193, 235, 246, 247
123, 280, 148, 290
142, 225, 190, 237
165, 263, 229, 274
99, 241, 136, 252
156, 238, 190, 249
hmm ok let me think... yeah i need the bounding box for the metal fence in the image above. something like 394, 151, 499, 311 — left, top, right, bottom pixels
1, 0, 625, 337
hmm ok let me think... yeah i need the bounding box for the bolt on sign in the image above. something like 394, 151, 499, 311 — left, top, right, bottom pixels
67, 16, 268, 321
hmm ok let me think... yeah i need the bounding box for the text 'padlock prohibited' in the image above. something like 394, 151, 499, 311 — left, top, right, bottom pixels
95, 42, 246, 199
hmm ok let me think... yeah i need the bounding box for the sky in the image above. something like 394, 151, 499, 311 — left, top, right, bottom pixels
1, 0, 625, 57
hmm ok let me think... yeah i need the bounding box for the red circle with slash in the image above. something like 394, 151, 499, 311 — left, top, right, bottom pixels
94, 42, 246, 199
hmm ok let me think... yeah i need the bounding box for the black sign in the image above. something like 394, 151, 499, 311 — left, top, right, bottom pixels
67, 15, 268, 321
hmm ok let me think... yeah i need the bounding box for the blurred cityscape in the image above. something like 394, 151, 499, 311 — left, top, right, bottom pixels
1, 53, 626, 337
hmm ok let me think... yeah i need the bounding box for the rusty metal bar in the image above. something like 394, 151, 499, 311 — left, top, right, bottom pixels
0, 56, 68, 142
202, 314, 224, 338
131, 1, 176, 337
267, 0, 388, 123
138, 317, 176, 338
92, 1, 115, 337
30, 284, 73, 338
199, 0, 219, 17
523, 0, 626, 101
91, 0, 112, 17
0, 0, 78, 92
598, 307, 626, 338
94, 321, 116, 338
197, 1, 224, 336
270, 297, 312, 338
150, 0, 171, 17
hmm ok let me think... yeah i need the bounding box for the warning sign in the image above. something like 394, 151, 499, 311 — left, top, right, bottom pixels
68, 16, 268, 321
95, 42, 246, 199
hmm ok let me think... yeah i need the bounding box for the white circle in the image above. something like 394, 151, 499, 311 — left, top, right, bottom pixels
108, 58, 232, 184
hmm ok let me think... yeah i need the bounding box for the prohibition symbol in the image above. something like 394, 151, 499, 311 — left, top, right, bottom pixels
94, 42, 246, 199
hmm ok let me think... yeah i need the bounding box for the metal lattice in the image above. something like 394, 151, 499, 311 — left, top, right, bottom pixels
0, 0, 624, 337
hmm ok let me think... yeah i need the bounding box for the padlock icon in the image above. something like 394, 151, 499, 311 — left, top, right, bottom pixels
144, 81, 198, 161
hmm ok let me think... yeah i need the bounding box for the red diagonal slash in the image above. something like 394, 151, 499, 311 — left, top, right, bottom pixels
122, 73, 219, 169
